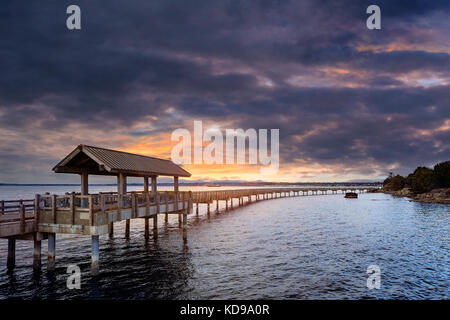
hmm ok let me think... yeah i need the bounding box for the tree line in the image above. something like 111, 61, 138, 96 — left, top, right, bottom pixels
383, 161, 450, 193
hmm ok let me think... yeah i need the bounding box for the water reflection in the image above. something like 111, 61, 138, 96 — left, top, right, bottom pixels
0, 192, 449, 299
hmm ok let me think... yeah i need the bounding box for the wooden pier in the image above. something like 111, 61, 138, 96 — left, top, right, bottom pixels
0, 145, 370, 275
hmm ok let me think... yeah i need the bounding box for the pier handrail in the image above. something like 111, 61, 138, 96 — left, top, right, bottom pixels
35, 190, 192, 214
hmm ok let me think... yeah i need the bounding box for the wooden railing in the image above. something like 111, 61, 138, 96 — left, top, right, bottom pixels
0, 187, 372, 237
34, 191, 192, 228
0, 199, 36, 235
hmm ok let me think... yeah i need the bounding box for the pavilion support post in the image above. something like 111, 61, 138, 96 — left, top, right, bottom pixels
144, 176, 149, 193
91, 235, 99, 276
47, 233, 56, 271
118, 173, 127, 195
33, 240, 42, 272
174, 176, 179, 192
216, 199, 219, 212
151, 176, 157, 195
207, 203, 210, 214
196, 203, 199, 215
81, 169, 89, 208
225, 199, 228, 211
7, 238, 15, 270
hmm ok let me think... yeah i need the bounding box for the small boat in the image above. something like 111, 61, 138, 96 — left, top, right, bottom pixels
344, 192, 358, 198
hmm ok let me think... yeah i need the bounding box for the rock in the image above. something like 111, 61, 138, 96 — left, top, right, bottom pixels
382, 187, 450, 204
412, 188, 450, 204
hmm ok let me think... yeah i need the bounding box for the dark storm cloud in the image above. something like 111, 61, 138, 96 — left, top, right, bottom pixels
0, 0, 449, 181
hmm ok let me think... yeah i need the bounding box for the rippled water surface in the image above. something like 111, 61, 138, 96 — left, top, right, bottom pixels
0, 186, 448, 299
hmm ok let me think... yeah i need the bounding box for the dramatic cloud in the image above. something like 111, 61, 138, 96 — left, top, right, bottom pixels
0, 0, 449, 182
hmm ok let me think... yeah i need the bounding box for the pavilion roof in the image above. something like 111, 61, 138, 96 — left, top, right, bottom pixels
52, 144, 191, 177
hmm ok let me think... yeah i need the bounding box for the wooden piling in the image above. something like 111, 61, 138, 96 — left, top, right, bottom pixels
165, 193, 169, 222
153, 214, 158, 239
91, 235, 99, 276
33, 239, 42, 272
125, 219, 130, 239
7, 238, 15, 270
47, 233, 56, 271
109, 223, 114, 238
182, 210, 187, 242
144, 218, 149, 239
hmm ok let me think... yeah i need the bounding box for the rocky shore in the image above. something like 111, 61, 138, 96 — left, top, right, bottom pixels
371, 187, 450, 204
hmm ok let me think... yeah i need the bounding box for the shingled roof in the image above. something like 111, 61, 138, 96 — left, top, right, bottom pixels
52, 145, 191, 177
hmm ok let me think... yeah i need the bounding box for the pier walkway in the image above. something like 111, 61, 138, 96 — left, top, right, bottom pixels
0, 145, 371, 275
1, 187, 369, 274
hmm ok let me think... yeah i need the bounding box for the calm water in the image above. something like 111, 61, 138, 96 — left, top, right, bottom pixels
0, 186, 448, 299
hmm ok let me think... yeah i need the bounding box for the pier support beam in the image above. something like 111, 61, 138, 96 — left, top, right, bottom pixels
174, 176, 181, 224
144, 218, 150, 240
91, 235, 99, 276
7, 238, 15, 270
118, 173, 129, 239
125, 219, 130, 239
33, 240, 41, 272
109, 223, 114, 238
207, 203, 210, 214
182, 211, 187, 242
47, 233, 56, 271
153, 215, 158, 239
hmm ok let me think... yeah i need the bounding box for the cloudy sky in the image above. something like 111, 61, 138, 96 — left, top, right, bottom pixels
0, 0, 449, 183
